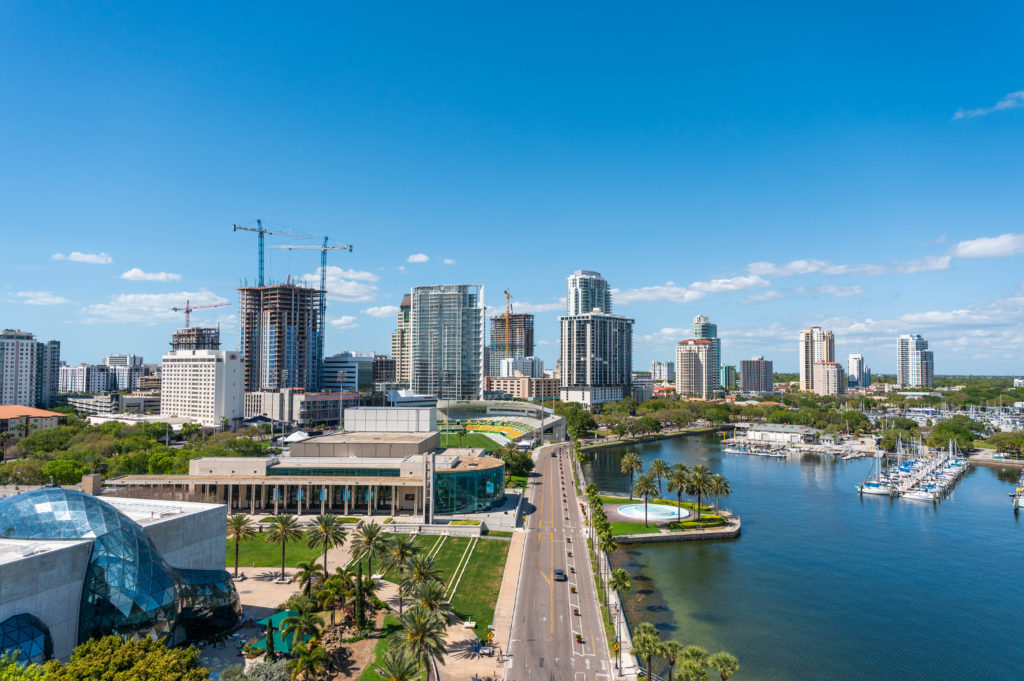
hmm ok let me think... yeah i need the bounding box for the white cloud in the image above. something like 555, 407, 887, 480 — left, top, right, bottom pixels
890, 255, 952, 273
816, 285, 863, 297
613, 284, 707, 305
82, 289, 228, 324
742, 290, 785, 304
954, 91, 1024, 120
951, 233, 1024, 258
362, 305, 399, 318
330, 315, 359, 329
51, 251, 113, 264
747, 255, 949, 277
690, 275, 770, 293
515, 300, 565, 313
407, 253, 429, 263
537, 339, 550, 346
443, 258, 456, 265
12, 291, 70, 305
638, 327, 689, 346
299, 266, 379, 302
120, 267, 181, 282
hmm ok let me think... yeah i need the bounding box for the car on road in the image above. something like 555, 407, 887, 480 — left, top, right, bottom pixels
554, 568, 567, 582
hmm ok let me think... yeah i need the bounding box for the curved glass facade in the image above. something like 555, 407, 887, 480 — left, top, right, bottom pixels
433, 463, 505, 515
0, 489, 238, 654
0, 614, 52, 664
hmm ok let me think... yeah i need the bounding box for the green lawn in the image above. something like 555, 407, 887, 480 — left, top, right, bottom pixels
608, 522, 661, 536
349, 535, 442, 579
226, 533, 323, 569
508, 475, 529, 490
485, 530, 514, 538
356, 614, 427, 681
666, 515, 727, 530
450, 538, 511, 639
975, 439, 997, 449
430, 537, 474, 584
440, 433, 501, 452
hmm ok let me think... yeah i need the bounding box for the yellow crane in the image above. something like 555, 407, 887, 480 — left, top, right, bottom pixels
503, 289, 514, 361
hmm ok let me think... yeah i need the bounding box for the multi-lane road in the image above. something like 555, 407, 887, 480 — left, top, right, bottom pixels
504, 443, 614, 681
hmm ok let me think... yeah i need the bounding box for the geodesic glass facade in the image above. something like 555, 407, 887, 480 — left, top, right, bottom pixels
0, 614, 52, 664
0, 488, 238, 656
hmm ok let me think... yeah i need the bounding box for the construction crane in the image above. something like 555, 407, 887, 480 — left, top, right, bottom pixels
504, 289, 514, 362
269, 237, 354, 389
232, 219, 313, 287
171, 299, 229, 328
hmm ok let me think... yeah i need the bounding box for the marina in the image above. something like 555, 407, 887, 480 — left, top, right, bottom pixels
857, 438, 970, 502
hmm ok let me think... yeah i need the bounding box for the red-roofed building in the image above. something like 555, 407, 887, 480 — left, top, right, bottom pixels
0, 405, 64, 460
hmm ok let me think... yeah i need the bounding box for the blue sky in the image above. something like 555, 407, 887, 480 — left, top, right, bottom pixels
2, 2, 1023, 374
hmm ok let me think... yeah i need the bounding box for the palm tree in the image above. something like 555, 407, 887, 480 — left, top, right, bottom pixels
0, 431, 9, 459
306, 514, 347, 576
399, 605, 448, 681
632, 474, 660, 527
287, 641, 329, 680
350, 521, 387, 577
686, 465, 713, 520
381, 535, 419, 614
710, 475, 731, 515
317, 575, 347, 627
281, 604, 324, 649
226, 514, 255, 578
662, 641, 684, 681
707, 652, 740, 681
415, 580, 454, 622
596, 532, 618, 612
292, 560, 326, 597
609, 568, 631, 626
266, 514, 304, 581
649, 458, 669, 499
404, 554, 444, 592
632, 622, 660, 681
679, 659, 710, 681
376, 646, 419, 681
666, 464, 691, 521
620, 452, 643, 499
682, 645, 709, 669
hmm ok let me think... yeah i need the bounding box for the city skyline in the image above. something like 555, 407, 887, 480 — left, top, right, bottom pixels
2, 5, 1024, 373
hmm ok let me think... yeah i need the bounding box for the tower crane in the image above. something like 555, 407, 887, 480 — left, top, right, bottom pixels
171, 299, 229, 328
232, 219, 313, 287
269, 237, 354, 389
504, 289, 514, 365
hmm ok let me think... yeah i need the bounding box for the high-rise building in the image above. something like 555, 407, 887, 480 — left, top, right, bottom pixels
238, 284, 321, 392
160, 344, 244, 426
103, 354, 143, 367
692, 315, 721, 388
172, 327, 220, 351
812, 361, 845, 396
373, 355, 396, 384
390, 294, 412, 385
323, 351, 375, 400
675, 340, 717, 398
566, 270, 612, 315
409, 285, 485, 400
799, 327, 835, 392
651, 360, 675, 382
112, 364, 148, 391
487, 313, 534, 377
847, 353, 871, 389
740, 356, 774, 393
897, 334, 934, 388
0, 330, 60, 408
720, 365, 738, 390
500, 356, 544, 378
58, 364, 111, 393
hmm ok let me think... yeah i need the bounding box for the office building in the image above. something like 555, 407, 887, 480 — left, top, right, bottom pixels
559, 272, 633, 406
389, 295, 412, 385
238, 284, 321, 392
172, 327, 220, 352
160, 338, 244, 426
244, 389, 347, 427
0, 489, 238, 661
488, 313, 534, 377
812, 361, 845, 396
675, 340, 717, 398
566, 270, 612, 315
799, 327, 835, 392
631, 375, 653, 403
58, 364, 111, 394
112, 364, 148, 391
692, 315, 721, 388
651, 360, 675, 383
720, 365, 738, 390
322, 351, 374, 401
740, 356, 774, 393
0, 330, 60, 408
897, 334, 934, 388
373, 355, 396, 385
484, 375, 559, 400
847, 353, 871, 389
102, 354, 143, 368
409, 285, 486, 400
500, 356, 544, 378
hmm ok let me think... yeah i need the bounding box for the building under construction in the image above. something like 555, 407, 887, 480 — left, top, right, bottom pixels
171, 327, 221, 351
487, 313, 534, 377
238, 284, 321, 392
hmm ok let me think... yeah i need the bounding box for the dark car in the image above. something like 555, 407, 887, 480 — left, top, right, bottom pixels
554, 568, 567, 582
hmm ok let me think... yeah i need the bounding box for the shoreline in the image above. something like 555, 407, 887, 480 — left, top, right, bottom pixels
579, 426, 728, 452
969, 451, 1024, 469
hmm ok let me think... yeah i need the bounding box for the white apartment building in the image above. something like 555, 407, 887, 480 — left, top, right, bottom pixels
58, 364, 111, 393
409, 285, 485, 400
799, 327, 835, 392
0, 330, 60, 408
847, 353, 871, 389
1015, 378, 1024, 388
500, 356, 544, 378
112, 364, 147, 390
390, 294, 412, 385
675, 340, 717, 398
651, 360, 675, 382
103, 353, 143, 367
566, 270, 612, 315
160, 349, 244, 426
897, 334, 934, 388
812, 361, 845, 396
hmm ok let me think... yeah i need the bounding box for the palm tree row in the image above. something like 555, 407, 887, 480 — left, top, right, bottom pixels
620, 456, 733, 521
632, 622, 740, 681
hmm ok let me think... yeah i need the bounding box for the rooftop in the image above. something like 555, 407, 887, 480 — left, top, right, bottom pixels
0, 405, 64, 419
300, 431, 435, 445
0, 538, 91, 567
748, 423, 820, 434
101, 496, 223, 526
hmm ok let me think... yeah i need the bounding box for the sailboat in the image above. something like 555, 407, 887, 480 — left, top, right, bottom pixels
858, 450, 891, 495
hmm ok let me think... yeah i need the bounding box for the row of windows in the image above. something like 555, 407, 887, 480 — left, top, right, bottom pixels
269, 467, 402, 478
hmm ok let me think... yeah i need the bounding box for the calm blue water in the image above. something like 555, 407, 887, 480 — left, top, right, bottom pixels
582, 435, 1023, 681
